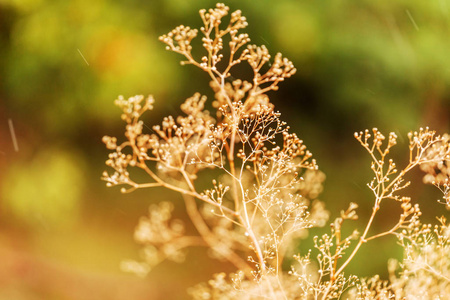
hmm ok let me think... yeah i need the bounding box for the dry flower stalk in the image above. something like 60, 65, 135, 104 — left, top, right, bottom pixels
103, 3, 450, 299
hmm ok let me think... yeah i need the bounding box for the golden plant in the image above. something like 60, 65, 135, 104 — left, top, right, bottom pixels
103, 4, 450, 299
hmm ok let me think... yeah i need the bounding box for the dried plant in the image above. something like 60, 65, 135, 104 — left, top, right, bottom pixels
103, 4, 450, 299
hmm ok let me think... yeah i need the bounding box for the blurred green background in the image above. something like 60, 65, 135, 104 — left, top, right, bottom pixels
0, 0, 449, 299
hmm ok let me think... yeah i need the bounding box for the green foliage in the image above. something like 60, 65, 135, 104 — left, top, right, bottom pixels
1, 148, 84, 228
2, 0, 180, 135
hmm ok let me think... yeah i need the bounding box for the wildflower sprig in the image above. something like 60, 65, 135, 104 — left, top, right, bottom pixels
104, 4, 324, 296
320, 127, 450, 298
159, 3, 296, 112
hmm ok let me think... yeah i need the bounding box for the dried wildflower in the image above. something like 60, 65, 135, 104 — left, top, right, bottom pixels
104, 3, 450, 300
104, 3, 321, 291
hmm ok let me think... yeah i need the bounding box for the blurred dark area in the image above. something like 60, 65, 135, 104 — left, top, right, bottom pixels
0, 0, 449, 299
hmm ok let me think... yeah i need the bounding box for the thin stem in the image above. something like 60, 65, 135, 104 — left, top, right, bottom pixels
137, 160, 238, 217
183, 194, 253, 278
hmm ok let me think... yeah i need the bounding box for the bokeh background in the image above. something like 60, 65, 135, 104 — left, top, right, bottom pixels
0, 0, 449, 299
